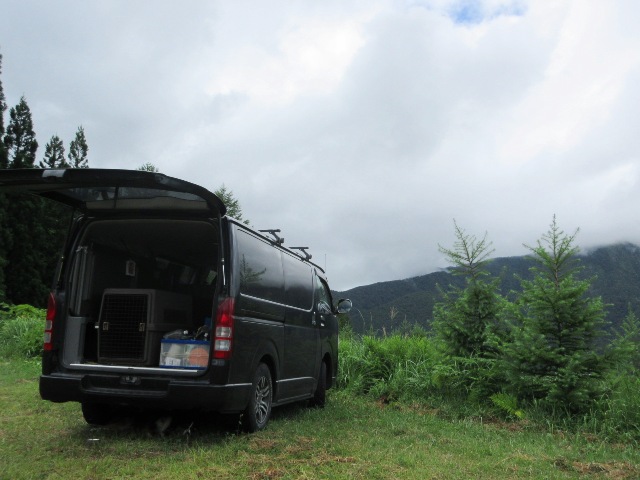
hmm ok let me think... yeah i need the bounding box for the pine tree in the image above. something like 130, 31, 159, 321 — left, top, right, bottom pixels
4, 196, 49, 305
215, 184, 249, 224
39, 135, 71, 293
502, 216, 608, 413
433, 221, 503, 358
0, 191, 7, 301
40, 135, 68, 168
0, 51, 8, 169
2, 96, 50, 305
4, 96, 38, 168
432, 222, 507, 401
608, 305, 640, 373
68, 126, 88, 168
0, 50, 8, 300
137, 162, 159, 172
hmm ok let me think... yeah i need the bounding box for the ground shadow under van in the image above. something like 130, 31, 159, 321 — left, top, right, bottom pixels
75, 400, 312, 442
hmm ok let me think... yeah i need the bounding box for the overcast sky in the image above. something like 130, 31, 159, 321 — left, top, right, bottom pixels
1, 0, 639, 291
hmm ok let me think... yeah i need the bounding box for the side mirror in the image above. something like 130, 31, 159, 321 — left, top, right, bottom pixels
336, 298, 352, 314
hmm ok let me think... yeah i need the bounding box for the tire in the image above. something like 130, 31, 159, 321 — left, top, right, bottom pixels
81, 402, 113, 426
242, 363, 272, 432
310, 361, 327, 408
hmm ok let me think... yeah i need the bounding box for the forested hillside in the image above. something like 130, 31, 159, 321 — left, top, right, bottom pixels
336, 242, 640, 335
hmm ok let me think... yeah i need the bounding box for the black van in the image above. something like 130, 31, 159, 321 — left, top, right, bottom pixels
0, 168, 351, 432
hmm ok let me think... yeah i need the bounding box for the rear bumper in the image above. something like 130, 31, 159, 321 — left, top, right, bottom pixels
39, 372, 251, 413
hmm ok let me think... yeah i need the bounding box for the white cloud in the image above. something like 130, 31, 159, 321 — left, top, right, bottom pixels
499, 2, 640, 164
203, 3, 380, 107
2, 0, 640, 290
206, 19, 367, 106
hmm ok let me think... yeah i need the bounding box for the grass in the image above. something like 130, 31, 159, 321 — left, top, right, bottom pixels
1, 359, 639, 480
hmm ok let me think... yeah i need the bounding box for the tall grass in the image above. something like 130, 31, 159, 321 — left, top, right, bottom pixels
592, 372, 640, 441
339, 332, 640, 441
0, 303, 45, 358
338, 334, 439, 401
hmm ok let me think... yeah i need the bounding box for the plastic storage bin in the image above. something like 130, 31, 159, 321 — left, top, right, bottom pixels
159, 339, 210, 369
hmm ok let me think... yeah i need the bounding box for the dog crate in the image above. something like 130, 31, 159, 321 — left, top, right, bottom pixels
97, 289, 192, 366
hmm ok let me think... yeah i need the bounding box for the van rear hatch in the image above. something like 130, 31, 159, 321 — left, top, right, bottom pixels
0, 168, 226, 216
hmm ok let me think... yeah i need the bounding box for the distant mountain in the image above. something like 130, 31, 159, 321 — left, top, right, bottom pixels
334, 243, 640, 336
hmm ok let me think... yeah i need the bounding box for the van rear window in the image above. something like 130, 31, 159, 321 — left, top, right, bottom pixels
74, 187, 208, 211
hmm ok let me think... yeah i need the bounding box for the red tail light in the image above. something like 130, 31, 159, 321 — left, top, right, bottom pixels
213, 297, 234, 360
44, 292, 56, 351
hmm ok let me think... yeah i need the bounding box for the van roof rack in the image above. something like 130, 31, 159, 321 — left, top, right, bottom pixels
259, 229, 284, 245
290, 247, 312, 261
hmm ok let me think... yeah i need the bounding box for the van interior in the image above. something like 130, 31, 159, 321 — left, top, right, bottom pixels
61, 218, 219, 372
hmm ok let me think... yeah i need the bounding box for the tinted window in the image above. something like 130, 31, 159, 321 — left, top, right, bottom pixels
282, 253, 313, 310
78, 187, 208, 210
236, 229, 284, 304
315, 276, 333, 314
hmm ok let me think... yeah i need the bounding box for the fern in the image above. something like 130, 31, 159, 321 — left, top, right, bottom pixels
490, 393, 525, 419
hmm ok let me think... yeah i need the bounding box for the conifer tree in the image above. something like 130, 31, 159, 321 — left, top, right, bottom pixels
502, 216, 607, 413
0, 51, 7, 300
68, 126, 88, 168
137, 162, 159, 172
0, 51, 8, 169
433, 221, 503, 358
215, 184, 250, 225
431, 222, 508, 401
40, 135, 71, 293
40, 135, 68, 168
608, 306, 640, 373
2, 96, 50, 305
4, 96, 38, 168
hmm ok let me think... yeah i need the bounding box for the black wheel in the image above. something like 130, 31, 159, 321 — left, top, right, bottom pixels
242, 363, 272, 432
310, 361, 327, 408
81, 402, 113, 426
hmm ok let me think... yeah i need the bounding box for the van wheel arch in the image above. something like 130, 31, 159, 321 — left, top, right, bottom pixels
241, 362, 273, 432
248, 341, 279, 400
310, 360, 327, 408
258, 354, 278, 399
322, 353, 334, 389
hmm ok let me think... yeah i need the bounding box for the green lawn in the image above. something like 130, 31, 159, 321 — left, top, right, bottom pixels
1, 360, 638, 479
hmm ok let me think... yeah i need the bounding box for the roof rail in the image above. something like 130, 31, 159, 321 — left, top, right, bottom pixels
290, 247, 312, 261
259, 229, 284, 245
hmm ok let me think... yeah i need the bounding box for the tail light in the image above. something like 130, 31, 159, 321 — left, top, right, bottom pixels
44, 292, 56, 351
213, 297, 235, 360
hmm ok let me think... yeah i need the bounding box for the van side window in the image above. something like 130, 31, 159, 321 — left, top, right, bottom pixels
282, 253, 313, 310
236, 229, 284, 304
315, 276, 332, 314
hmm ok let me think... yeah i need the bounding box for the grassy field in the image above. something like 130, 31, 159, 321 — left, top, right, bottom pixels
1, 359, 638, 480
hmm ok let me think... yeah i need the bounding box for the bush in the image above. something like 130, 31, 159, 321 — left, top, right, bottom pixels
0, 304, 45, 358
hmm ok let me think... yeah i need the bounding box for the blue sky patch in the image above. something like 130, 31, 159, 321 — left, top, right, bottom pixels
448, 0, 527, 25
